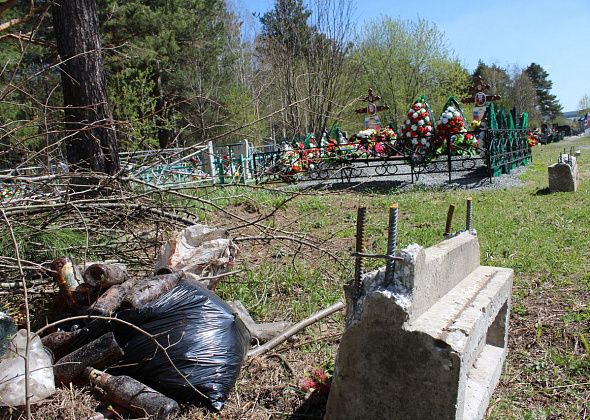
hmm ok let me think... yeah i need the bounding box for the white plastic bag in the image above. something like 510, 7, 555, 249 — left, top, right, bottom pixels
155, 224, 239, 289
0, 329, 56, 406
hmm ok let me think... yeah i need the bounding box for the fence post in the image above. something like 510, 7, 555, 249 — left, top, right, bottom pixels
207, 141, 216, 184
447, 137, 452, 183
243, 139, 251, 180
485, 131, 493, 183
239, 155, 245, 184
253, 152, 259, 184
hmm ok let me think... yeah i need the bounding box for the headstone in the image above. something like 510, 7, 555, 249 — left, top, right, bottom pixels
548, 155, 579, 192
325, 232, 513, 420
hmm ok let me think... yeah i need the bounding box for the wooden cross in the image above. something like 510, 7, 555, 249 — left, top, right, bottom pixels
461, 75, 501, 105
355, 88, 389, 115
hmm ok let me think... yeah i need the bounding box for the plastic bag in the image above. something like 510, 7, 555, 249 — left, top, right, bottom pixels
155, 224, 238, 289
0, 330, 56, 406
75, 278, 250, 410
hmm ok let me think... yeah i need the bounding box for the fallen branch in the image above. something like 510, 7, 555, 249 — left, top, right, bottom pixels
247, 301, 345, 358
228, 300, 291, 343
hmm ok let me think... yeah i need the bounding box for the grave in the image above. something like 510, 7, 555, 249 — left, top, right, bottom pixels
548, 152, 579, 192
325, 230, 513, 420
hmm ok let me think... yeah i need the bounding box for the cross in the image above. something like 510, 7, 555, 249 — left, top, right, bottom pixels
461, 75, 501, 106
355, 88, 389, 115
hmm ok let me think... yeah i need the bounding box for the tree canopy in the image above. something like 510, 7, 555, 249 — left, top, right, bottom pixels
355, 18, 469, 125
525, 62, 562, 121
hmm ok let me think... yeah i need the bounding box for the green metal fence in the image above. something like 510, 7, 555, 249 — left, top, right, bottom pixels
485, 129, 532, 177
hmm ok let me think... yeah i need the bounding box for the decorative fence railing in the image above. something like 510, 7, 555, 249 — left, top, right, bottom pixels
124, 146, 213, 188
485, 129, 532, 177
252, 129, 535, 185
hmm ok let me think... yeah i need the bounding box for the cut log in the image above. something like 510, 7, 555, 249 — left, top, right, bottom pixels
41, 329, 82, 360
86, 368, 179, 419
122, 272, 184, 309
54, 332, 124, 386
84, 263, 128, 288
88, 282, 132, 316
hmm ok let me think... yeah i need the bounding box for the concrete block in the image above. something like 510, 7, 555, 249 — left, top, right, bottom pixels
548, 155, 579, 192
326, 233, 513, 420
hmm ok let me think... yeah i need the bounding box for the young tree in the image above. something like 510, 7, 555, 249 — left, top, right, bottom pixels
258, 0, 356, 136
52, 0, 119, 174
356, 18, 468, 124
525, 62, 562, 121
508, 66, 541, 127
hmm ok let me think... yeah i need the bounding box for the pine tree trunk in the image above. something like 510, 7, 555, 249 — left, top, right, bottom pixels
52, 0, 119, 174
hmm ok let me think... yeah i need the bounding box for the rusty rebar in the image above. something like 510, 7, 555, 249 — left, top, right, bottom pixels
384, 203, 399, 283
445, 204, 455, 237
353, 207, 367, 295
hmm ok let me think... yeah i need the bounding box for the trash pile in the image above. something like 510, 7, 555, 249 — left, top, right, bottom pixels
0, 224, 252, 418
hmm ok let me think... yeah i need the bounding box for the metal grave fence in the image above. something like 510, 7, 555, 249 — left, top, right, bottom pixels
252, 129, 533, 185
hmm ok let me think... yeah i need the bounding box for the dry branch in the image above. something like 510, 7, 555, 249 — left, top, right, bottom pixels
247, 301, 345, 358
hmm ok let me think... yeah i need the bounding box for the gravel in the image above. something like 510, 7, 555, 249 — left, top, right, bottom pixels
292, 158, 528, 193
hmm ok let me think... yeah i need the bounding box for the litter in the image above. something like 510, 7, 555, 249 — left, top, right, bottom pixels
0, 329, 56, 406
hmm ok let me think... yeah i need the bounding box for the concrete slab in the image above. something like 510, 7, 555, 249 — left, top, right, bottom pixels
325, 233, 513, 420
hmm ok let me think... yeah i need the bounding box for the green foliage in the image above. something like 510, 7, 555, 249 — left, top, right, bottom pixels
109, 67, 165, 150
472, 60, 512, 110
577, 93, 590, 115
218, 84, 266, 142
0, 6, 62, 167
97, 0, 229, 145
354, 18, 469, 123
525, 62, 563, 121
256, 0, 356, 136
0, 225, 86, 263
259, 0, 313, 58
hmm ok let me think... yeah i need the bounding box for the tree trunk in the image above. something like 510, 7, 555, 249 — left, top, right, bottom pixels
52, 0, 119, 174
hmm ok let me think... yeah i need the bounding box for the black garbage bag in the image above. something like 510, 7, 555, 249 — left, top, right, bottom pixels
72, 278, 250, 410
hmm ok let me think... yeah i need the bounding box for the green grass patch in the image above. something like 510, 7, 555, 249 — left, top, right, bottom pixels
0, 225, 87, 263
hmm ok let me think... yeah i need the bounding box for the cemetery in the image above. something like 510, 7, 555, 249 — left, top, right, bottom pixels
1, 1, 589, 419
1, 93, 588, 418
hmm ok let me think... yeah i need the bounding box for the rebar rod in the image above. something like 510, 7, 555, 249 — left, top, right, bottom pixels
384, 204, 399, 283
353, 207, 367, 295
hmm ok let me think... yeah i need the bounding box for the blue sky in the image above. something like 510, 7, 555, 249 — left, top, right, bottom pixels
241, 0, 589, 112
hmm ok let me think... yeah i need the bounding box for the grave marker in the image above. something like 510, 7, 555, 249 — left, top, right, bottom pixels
355, 88, 389, 130
326, 204, 513, 420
